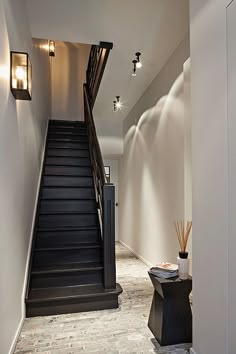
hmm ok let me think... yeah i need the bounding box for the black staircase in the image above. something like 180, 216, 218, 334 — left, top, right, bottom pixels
25, 42, 122, 317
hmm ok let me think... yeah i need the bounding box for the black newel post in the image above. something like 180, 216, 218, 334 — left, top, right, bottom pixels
103, 183, 116, 290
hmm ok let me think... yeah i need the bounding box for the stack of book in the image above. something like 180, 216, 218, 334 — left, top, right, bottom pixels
149, 262, 178, 279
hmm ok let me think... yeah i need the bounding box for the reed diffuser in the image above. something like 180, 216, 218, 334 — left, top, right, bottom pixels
174, 220, 192, 279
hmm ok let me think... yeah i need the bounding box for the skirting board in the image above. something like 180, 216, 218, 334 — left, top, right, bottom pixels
22, 119, 49, 311
9, 317, 24, 354
119, 240, 153, 268
119, 241, 194, 304
190, 349, 197, 354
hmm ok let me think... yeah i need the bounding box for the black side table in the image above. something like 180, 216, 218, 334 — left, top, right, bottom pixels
148, 272, 192, 346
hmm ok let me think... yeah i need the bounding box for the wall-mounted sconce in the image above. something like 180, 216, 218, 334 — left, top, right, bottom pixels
135, 52, 142, 69
10, 51, 32, 100
132, 60, 137, 77
49, 40, 55, 57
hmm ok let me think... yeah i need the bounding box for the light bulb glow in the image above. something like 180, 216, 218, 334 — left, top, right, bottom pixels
132, 71, 136, 77
16, 66, 26, 80
116, 102, 121, 108
136, 61, 142, 69
49, 40, 55, 56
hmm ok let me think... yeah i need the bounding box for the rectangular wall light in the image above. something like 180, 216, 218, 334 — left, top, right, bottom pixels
10, 51, 32, 100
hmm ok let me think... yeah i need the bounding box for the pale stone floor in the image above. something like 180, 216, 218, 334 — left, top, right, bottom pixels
14, 243, 192, 354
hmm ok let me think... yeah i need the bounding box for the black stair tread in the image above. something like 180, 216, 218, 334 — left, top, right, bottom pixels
47, 143, 89, 149
27, 284, 123, 302
39, 210, 97, 215
41, 185, 94, 188
49, 119, 86, 124
46, 146, 89, 151
44, 174, 92, 177
45, 163, 91, 167
46, 153, 89, 159
48, 132, 87, 136
37, 226, 100, 232
46, 156, 90, 161
32, 262, 103, 274
48, 138, 88, 142
34, 244, 102, 251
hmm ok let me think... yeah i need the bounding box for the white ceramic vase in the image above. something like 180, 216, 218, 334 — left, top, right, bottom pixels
177, 257, 190, 280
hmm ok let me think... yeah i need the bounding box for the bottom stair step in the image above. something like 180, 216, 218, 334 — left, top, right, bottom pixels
26, 283, 123, 317
31, 262, 104, 289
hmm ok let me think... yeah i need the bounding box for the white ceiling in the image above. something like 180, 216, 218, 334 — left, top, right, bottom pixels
25, 0, 189, 121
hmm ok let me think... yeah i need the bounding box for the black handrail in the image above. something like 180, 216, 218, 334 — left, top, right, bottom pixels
84, 46, 116, 289
84, 84, 105, 224
86, 41, 113, 108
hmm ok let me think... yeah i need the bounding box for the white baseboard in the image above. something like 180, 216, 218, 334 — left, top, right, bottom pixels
190, 349, 197, 354
22, 120, 49, 312
22, 120, 49, 311
119, 240, 153, 268
9, 317, 24, 354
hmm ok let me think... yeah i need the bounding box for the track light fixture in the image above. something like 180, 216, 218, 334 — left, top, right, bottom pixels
116, 96, 121, 109
135, 52, 142, 68
132, 60, 137, 77
113, 96, 122, 112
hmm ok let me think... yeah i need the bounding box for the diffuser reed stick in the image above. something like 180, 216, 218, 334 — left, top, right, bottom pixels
174, 220, 192, 253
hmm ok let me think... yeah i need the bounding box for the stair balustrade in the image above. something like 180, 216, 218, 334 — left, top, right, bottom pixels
84, 83, 116, 290
86, 42, 113, 108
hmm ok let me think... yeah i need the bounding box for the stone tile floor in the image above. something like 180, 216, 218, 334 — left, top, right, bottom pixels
14, 243, 192, 354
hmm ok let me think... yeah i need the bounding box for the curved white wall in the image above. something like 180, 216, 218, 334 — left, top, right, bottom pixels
119, 37, 190, 266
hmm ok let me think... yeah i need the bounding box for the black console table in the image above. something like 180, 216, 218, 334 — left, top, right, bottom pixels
148, 272, 192, 346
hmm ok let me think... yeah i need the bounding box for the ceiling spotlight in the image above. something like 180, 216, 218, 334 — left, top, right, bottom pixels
116, 96, 121, 109
132, 60, 137, 76
113, 100, 117, 112
135, 52, 142, 68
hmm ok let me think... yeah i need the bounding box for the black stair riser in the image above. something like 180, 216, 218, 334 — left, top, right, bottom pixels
42, 176, 93, 187
41, 187, 95, 200
48, 135, 88, 142
46, 149, 89, 158
35, 229, 100, 247
44, 166, 92, 177
48, 128, 87, 134
49, 120, 85, 126
45, 157, 91, 167
39, 200, 97, 213
38, 214, 98, 228
48, 133, 87, 139
33, 248, 102, 266
26, 295, 119, 318
31, 270, 103, 289
47, 141, 89, 149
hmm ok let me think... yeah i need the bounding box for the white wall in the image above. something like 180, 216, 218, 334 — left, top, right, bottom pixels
227, 3, 236, 352
51, 41, 90, 121
0, 1, 51, 353
184, 58, 192, 272
95, 117, 123, 157
104, 159, 119, 241
119, 36, 190, 267
190, 1, 233, 353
